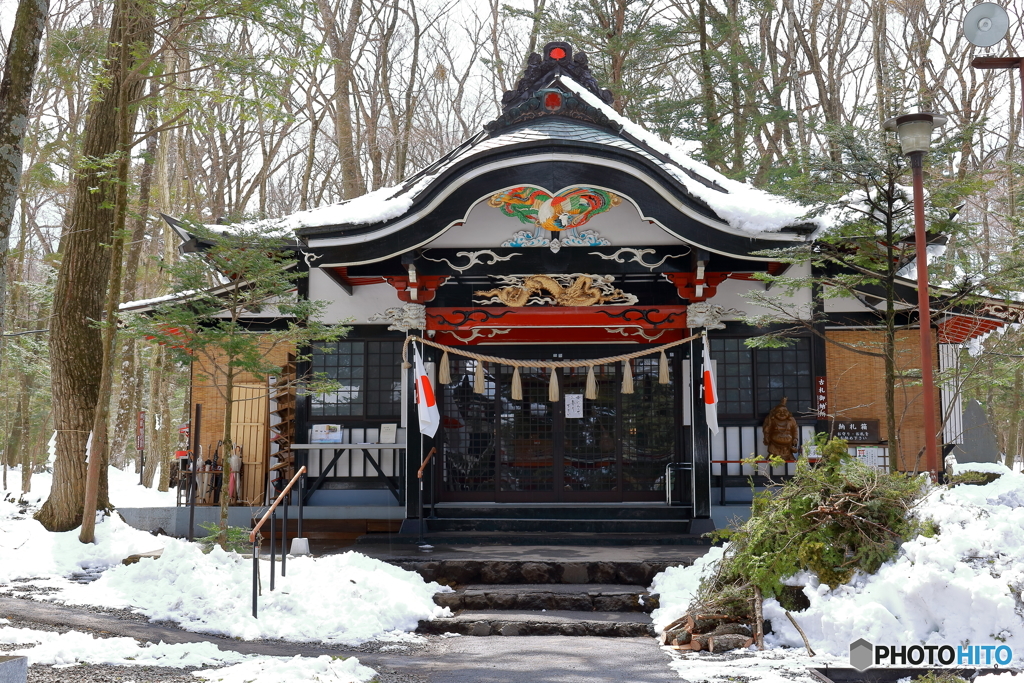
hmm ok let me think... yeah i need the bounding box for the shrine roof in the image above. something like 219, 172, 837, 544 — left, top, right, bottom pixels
274, 84, 817, 241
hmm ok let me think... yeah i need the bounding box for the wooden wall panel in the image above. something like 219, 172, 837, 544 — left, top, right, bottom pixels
188, 340, 294, 506
232, 384, 269, 505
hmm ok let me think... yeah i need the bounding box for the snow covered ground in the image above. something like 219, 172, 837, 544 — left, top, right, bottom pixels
3, 463, 178, 509
0, 619, 377, 682
1, 463, 451, 681
651, 463, 1024, 682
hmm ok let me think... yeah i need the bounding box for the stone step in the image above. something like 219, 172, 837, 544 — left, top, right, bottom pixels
430, 505, 695, 521
394, 558, 691, 585
357, 531, 713, 546
418, 610, 655, 637
434, 583, 659, 613
427, 518, 692, 534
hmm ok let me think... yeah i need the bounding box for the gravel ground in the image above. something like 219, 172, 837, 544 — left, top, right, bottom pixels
28, 664, 200, 683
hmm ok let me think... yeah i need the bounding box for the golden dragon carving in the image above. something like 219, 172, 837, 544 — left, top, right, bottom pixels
474, 274, 634, 307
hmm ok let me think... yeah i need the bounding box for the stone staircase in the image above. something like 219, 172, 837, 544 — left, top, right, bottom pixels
401, 556, 689, 637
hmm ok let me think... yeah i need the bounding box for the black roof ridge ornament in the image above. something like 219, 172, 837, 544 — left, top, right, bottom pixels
499, 42, 614, 111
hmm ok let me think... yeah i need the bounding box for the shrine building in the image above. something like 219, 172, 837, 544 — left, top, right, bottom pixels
150, 42, 1018, 540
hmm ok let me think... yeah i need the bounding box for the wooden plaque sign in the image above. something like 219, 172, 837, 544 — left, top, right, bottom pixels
831, 419, 881, 443
136, 411, 146, 451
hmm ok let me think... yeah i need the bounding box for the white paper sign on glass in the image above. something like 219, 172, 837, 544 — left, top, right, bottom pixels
565, 393, 584, 418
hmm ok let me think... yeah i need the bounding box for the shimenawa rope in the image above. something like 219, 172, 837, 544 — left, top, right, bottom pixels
402, 332, 703, 401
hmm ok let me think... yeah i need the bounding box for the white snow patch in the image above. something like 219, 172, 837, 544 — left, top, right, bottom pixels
1, 467, 449, 647
651, 472, 1024, 679
72, 541, 451, 644
2, 464, 177, 510
950, 461, 1012, 476
664, 649, 847, 683
650, 546, 725, 632
193, 655, 377, 683
0, 625, 376, 682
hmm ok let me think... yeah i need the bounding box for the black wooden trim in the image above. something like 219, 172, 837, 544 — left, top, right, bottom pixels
300, 144, 808, 263
322, 267, 353, 295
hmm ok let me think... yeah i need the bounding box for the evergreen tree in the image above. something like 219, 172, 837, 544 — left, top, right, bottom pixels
133, 223, 345, 547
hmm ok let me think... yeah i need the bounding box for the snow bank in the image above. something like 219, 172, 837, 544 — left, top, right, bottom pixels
0, 624, 376, 682
2, 468, 449, 647
76, 540, 450, 644
0, 508, 172, 586
651, 472, 1024, 665
650, 547, 725, 632
0, 624, 249, 667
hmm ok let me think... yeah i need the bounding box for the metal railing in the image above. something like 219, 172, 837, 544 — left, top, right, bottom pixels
249, 466, 306, 619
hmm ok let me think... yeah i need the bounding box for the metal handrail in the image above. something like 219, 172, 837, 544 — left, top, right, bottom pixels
251, 466, 306, 619
250, 466, 305, 543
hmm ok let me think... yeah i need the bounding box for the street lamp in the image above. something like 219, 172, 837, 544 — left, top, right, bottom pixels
882, 112, 947, 477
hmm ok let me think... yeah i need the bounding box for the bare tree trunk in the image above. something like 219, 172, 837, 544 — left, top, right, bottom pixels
10, 372, 34, 491
1006, 366, 1022, 471
317, 0, 365, 198
0, 0, 51, 349
111, 107, 157, 464
155, 357, 174, 488
393, 0, 420, 181
218, 367, 235, 547
40, 0, 154, 533
884, 214, 900, 472
142, 345, 163, 488
81, 0, 155, 539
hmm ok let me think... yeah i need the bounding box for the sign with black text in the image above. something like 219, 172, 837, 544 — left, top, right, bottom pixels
831, 419, 881, 443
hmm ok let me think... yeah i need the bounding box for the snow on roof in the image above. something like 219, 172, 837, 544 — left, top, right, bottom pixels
221, 173, 439, 235
555, 77, 817, 235
220, 73, 816, 238
119, 289, 198, 312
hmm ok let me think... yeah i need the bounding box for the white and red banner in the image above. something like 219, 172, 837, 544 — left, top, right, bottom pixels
701, 335, 720, 434
414, 346, 440, 437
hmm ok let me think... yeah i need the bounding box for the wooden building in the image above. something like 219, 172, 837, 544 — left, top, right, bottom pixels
154, 42, 1019, 537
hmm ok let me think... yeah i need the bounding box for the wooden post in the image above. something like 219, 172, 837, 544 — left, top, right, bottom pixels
691, 338, 711, 518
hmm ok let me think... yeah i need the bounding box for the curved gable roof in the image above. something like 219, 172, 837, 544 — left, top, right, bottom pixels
198, 43, 821, 264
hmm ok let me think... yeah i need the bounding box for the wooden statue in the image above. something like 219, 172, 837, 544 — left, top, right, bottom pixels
763, 397, 799, 458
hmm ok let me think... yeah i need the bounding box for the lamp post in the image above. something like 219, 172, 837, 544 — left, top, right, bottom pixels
882, 112, 947, 477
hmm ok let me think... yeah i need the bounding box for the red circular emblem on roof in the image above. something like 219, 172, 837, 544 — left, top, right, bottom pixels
544, 92, 563, 110
549, 47, 566, 60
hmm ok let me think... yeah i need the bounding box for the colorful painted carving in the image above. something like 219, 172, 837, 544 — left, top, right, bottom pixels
474, 274, 638, 307
488, 186, 620, 232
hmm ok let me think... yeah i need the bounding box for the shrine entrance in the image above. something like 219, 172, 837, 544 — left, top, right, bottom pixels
438, 350, 686, 503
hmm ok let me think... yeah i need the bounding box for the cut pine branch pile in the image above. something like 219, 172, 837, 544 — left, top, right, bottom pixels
659, 613, 754, 652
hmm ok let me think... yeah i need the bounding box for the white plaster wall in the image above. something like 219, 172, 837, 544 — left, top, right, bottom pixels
309, 270, 402, 325
710, 262, 813, 322
425, 191, 686, 249
824, 291, 877, 313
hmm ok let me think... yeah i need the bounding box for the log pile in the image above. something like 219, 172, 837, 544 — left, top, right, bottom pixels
659, 613, 754, 653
